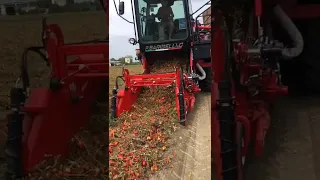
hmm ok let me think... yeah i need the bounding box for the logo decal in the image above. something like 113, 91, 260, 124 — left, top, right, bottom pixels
145, 43, 183, 52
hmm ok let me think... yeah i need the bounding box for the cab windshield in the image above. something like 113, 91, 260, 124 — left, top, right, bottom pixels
135, 0, 188, 43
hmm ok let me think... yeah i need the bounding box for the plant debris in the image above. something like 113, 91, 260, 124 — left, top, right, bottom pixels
109, 61, 183, 179
150, 58, 187, 73
25, 103, 109, 180
109, 86, 179, 179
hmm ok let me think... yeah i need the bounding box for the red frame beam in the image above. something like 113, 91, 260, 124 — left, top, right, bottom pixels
21, 22, 109, 172
277, 0, 320, 19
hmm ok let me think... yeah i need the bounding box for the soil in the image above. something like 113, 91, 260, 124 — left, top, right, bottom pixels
244, 96, 320, 180
150, 93, 211, 180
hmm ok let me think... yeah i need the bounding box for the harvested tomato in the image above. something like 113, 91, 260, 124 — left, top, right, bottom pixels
142, 161, 147, 167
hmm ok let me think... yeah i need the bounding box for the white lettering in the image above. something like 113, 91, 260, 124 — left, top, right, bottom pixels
145, 43, 183, 51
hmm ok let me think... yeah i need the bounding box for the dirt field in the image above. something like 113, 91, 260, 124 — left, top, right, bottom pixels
0, 12, 106, 178
109, 65, 142, 97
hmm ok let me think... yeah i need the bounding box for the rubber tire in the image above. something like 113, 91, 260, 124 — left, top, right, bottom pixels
198, 67, 212, 92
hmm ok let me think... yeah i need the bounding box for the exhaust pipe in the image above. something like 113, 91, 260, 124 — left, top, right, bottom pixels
196, 63, 206, 80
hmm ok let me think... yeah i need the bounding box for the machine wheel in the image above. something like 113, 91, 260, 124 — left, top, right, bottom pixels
198, 67, 212, 92
5, 88, 25, 179
110, 88, 118, 119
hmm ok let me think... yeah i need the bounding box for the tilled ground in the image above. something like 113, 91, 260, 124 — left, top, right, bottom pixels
244, 96, 320, 180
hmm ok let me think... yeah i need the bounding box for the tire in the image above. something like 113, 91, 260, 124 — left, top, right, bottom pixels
198, 67, 212, 92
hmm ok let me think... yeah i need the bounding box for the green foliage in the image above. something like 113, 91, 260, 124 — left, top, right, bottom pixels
131, 62, 141, 65
118, 57, 126, 64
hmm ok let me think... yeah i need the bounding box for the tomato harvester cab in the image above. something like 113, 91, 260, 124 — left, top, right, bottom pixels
111, 0, 212, 124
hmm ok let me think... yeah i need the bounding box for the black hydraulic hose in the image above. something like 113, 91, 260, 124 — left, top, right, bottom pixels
20, 46, 49, 91
111, 89, 118, 118
41, 18, 47, 50
115, 76, 125, 90
20, 38, 108, 92
111, 76, 125, 119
